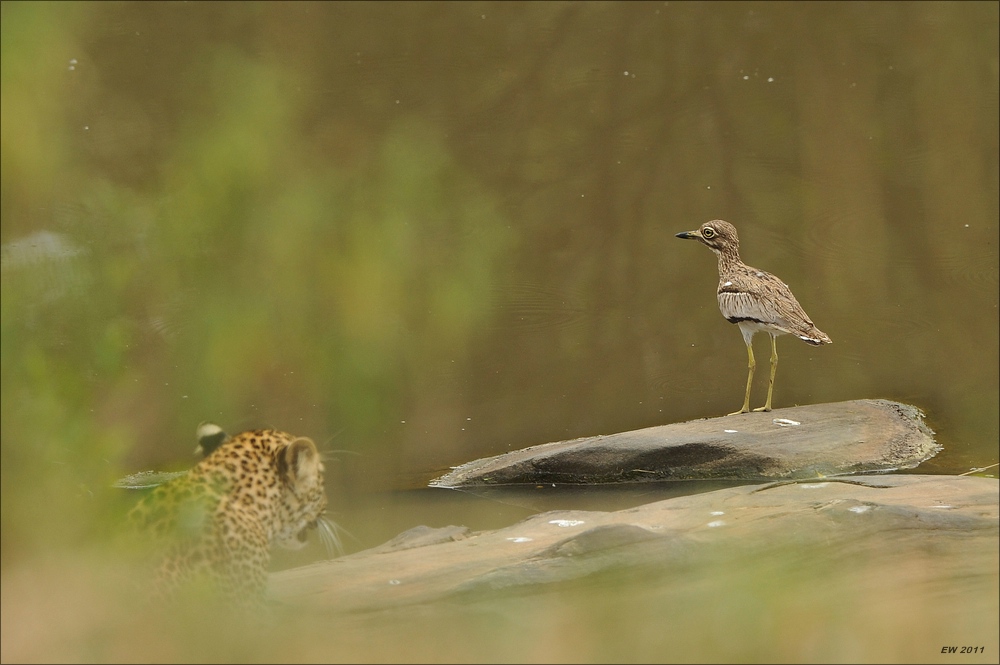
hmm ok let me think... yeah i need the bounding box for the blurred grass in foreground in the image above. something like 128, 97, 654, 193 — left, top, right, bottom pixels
1, 529, 996, 663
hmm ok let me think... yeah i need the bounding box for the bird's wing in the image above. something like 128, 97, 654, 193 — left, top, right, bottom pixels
717, 268, 814, 335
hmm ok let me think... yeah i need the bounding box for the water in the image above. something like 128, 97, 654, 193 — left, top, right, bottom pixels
1, 2, 997, 662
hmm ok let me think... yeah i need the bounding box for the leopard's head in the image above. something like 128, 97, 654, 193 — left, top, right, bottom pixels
274, 436, 329, 551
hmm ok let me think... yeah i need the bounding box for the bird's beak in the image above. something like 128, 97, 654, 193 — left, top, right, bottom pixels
675, 229, 701, 240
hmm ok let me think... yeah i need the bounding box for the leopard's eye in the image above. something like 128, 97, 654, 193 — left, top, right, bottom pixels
703, 227, 716, 239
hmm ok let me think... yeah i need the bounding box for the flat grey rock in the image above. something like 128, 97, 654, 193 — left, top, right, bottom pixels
430, 399, 939, 486
269, 474, 996, 612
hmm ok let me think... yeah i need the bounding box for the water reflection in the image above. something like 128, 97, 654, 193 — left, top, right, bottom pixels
489, 281, 592, 333
432, 479, 750, 514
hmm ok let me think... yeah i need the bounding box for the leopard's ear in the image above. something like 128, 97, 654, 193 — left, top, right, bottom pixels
195, 422, 230, 457
284, 437, 323, 488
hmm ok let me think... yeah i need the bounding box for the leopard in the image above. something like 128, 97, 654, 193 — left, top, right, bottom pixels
127, 423, 339, 609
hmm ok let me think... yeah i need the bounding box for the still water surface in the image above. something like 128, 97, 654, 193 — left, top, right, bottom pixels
1, 2, 997, 662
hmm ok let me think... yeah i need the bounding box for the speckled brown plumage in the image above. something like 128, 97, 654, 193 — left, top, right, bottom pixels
676, 219, 831, 414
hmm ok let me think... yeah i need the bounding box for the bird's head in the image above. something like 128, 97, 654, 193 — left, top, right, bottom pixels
675, 219, 740, 255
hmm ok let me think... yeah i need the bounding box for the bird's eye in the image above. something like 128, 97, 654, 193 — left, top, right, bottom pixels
703, 227, 715, 238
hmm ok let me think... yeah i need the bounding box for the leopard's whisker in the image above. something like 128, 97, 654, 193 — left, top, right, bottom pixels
317, 516, 347, 558
319, 449, 362, 463
320, 427, 347, 447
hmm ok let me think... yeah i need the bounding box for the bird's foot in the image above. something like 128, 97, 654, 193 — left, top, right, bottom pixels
752, 405, 772, 412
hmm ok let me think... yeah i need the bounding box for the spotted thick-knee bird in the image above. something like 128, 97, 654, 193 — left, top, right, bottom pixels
675, 219, 831, 415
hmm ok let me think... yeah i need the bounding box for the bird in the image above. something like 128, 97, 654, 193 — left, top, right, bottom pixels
675, 220, 831, 415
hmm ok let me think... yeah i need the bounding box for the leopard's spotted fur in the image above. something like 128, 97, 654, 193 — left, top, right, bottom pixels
128, 426, 330, 608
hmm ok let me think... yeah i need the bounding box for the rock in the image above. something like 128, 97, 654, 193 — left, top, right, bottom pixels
369, 525, 472, 554
429, 399, 939, 486
268, 474, 996, 612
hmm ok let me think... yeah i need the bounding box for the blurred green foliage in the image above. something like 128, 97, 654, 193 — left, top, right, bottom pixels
2, 2, 514, 561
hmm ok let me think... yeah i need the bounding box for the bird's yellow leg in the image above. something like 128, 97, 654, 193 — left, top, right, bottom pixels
728, 342, 755, 416
753, 335, 778, 412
